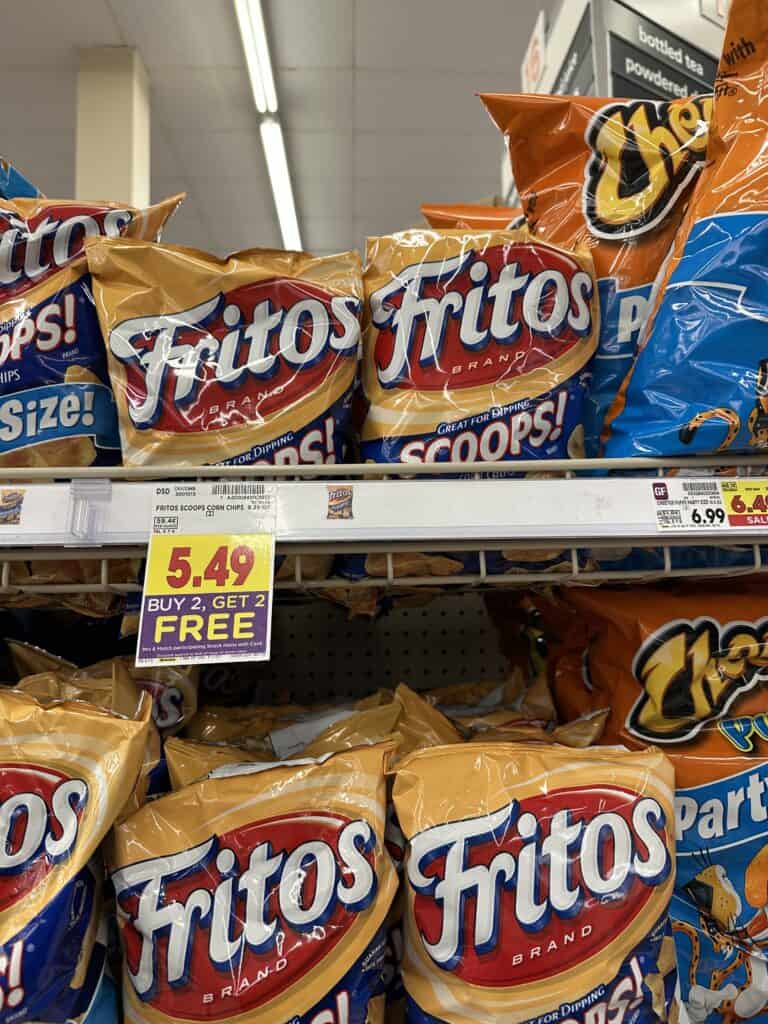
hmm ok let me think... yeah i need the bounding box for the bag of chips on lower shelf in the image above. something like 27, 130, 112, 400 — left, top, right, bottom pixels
0, 688, 150, 1024
15, 658, 162, 814
110, 743, 397, 1024
393, 742, 678, 1024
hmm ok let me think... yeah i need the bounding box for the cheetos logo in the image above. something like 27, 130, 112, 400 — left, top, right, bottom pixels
628, 617, 768, 743
584, 96, 712, 240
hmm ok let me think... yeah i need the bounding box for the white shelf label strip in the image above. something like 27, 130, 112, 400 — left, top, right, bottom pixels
2, 476, 763, 547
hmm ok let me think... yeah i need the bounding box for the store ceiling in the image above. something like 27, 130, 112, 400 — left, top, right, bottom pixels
4, 0, 556, 255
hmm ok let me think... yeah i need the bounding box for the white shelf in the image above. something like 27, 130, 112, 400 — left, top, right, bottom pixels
0, 458, 766, 548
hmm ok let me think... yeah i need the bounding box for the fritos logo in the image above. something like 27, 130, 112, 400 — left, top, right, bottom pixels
0, 764, 88, 911
584, 96, 712, 240
112, 811, 377, 1018
408, 786, 670, 985
0, 204, 132, 300
629, 617, 768, 742
368, 243, 594, 390
108, 280, 361, 432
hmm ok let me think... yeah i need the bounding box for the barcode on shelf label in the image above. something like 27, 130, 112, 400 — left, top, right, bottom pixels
212, 483, 266, 497
681, 481, 720, 494
652, 479, 729, 532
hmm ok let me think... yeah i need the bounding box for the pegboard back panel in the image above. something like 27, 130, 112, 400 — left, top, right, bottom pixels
201, 592, 509, 705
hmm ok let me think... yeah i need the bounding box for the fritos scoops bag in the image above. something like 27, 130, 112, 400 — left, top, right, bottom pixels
605, 0, 768, 457
0, 194, 182, 467
361, 230, 598, 465
481, 91, 711, 456
392, 743, 678, 1024
0, 688, 150, 1024
420, 203, 524, 231
110, 744, 397, 1024
85, 237, 363, 467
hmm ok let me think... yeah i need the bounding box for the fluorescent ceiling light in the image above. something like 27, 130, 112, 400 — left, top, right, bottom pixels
234, 0, 277, 114
260, 118, 302, 251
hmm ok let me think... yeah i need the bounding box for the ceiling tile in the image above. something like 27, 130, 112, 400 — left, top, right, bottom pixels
354, 70, 515, 136
355, 0, 558, 73
266, 0, 354, 70
279, 69, 354, 134
294, 175, 352, 222
284, 131, 353, 181
301, 216, 354, 254
355, 132, 503, 183
200, 180, 279, 249
4, 0, 120, 66
151, 67, 256, 136
167, 129, 266, 181
107, 0, 243, 69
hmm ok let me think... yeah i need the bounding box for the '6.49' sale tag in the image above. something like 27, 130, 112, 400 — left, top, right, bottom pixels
136, 483, 276, 667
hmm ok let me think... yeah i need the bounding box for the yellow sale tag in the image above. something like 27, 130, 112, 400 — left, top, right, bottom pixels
136, 482, 277, 668
144, 534, 275, 595
720, 479, 768, 527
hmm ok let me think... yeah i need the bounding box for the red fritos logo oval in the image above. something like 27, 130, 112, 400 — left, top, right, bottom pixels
0, 763, 88, 911
111, 810, 378, 1020
0, 203, 133, 300
369, 243, 594, 392
408, 785, 670, 986
108, 280, 362, 434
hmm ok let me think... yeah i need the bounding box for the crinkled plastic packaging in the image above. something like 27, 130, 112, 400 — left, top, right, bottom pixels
420, 203, 524, 230
605, 0, 768, 457
393, 742, 678, 1024
0, 688, 150, 1024
548, 583, 768, 777
85, 237, 364, 467
0, 194, 182, 467
548, 582, 768, 1020
15, 658, 161, 814
110, 744, 397, 1024
482, 91, 710, 456
7, 640, 198, 737
361, 229, 598, 465
165, 736, 273, 790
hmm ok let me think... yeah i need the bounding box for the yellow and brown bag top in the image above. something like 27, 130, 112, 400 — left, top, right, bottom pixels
85, 238, 363, 467
420, 203, 524, 231
361, 229, 598, 465
111, 744, 397, 1024
393, 742, 677, 1024
0, 194, 182, 467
